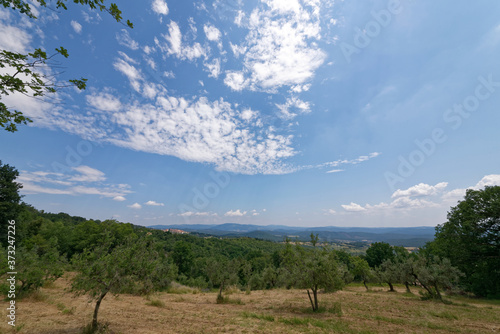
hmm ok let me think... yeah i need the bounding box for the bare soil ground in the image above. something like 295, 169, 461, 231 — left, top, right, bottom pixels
1, 275, 499, 334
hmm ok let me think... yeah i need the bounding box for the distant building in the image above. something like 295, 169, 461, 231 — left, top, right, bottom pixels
163, 228, 189, 234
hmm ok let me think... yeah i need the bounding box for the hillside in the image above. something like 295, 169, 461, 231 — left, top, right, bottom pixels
149, 224, 436, 247
1, 274, 498, 334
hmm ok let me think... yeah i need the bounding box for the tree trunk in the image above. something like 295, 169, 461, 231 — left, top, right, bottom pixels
219, 284, 224, 298
404, 281, 411, 293
388, 282, 395, 292
217, 280, 225, 303
92, 290, 108, 330
412, 274, 434, 297
433, 283, 442, 301
307, 289, 315, 311
363, 279, 369, 291
313, 286, 319, 311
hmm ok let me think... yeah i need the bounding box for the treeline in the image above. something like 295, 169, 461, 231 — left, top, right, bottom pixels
0, 203, 468, 307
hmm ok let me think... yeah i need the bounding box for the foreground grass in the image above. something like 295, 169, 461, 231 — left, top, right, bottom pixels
0, 277, 499, 334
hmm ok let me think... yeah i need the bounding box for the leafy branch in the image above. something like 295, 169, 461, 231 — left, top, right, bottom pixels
0, 0, 132, 132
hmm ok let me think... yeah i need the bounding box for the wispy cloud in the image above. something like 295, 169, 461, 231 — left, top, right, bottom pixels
276, 96, 311, 120
18, 166, 132, 199
302, 152, 381, 173
71, 20, 82, 34
224, 209, 247, 217
145, 200, 164, 206
116, 29, 139, 50
158, 20, 206, 61
178, 211, 215, 217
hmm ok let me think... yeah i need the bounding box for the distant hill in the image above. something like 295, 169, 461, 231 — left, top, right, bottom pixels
148, 224, 436, 247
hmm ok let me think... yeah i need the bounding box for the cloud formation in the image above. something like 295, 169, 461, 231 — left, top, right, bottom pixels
151, 0, 169, 15
71, 20, 82, 34
145, 200, 165, 206
18, 166, 132, 199
224, 0, 326, 92
224, 209, 247, 216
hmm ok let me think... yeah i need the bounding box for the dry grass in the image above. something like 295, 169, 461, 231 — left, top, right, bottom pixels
1, 276, 499, 334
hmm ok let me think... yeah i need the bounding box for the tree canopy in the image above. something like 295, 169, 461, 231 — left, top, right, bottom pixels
0, 0, 132, 132
281, 237, 346, 312
365, 242, 394, 268
0, 160, 23, 245
431, 186, 500, 297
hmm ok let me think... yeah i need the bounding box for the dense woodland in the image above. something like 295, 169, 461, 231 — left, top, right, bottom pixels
1, 160, 499, 331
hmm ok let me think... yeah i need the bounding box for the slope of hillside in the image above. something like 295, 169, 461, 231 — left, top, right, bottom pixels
149, 224, 435, 247
2, 275, 498, 334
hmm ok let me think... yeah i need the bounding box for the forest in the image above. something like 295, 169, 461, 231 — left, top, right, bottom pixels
1, 160, 499, 333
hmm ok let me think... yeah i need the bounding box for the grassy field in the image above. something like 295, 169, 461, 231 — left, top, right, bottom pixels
1, 275, 499, 334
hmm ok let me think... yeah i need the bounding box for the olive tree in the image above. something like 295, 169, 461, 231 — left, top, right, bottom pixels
351, 257, 373, 291
71, 235, 176, 332
410, 255, 463, 301
205, 257, 239, 304
282, 237, 346, 312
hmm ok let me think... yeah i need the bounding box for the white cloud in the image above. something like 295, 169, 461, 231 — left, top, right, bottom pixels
341, 202, 366, 212
392, 182, 448, 199
240, 108, 257, 121
276, 96, 311, 119
326, 169, 343, 174
225, 209, 247, 217
204, 58, 221, 78
304, 152, 381, 172
0, 21, 31, 53
71, 20, 82, 34
164, 20, 182, 54
128, 203, 142, 209
18, 167, 132, 199
234, 10, 245, 27
290, 84, 311, 93
113, 196, 126, 201
70, 166, 106, 182
342, 196, 439, 214
21, 78, 297, 174
225, 1, 326, 91
145, 200, 165, 206
113, 56, 144, 93
145, 57, 156, 70
474, 174, 500, 189
107, 95, 296, 174
229, 42, 247, 58
82, 10, 102, 24
163, 71, 175, 79
160, 21, 206, 61
442, 174, 500, 203
152, 0, 169, 15
86, 92, 122, 112
178, 211, 213, 217
204, 24, 221, 42
224, 71, 248, 91
116, 29, 139, 50
382, 197, 438, 210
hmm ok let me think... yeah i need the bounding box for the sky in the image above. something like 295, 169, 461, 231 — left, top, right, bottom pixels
1, 0, 499, 228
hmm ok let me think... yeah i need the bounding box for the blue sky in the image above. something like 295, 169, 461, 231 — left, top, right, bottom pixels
1, 0, 499, 227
